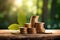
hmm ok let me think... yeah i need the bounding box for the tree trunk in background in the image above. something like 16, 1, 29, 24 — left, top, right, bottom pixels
42, 0, 48, 29
50, 0, 57, 28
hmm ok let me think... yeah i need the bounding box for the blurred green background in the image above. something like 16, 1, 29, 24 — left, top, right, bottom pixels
0, 0, 60, 29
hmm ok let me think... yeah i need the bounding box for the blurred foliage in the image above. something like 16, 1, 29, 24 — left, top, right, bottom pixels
0, 0, 60, 29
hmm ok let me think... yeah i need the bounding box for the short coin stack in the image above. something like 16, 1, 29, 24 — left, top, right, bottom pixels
20, 16, 45, 34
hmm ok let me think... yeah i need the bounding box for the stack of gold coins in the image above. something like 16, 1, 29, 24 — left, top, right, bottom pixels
24, 23, 31, 28
27, 28, 36, 34
34, 22, 45, 33
30, 16, 39, 27
20, 27, 27, 34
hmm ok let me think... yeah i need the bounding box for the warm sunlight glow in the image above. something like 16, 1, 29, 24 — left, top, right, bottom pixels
45, 30, 53, 33
32, 6, 37, 15
12, 7, 17, 11
27, 1, 33, 7
45, 30, 60, 34
14, 0, 23, 7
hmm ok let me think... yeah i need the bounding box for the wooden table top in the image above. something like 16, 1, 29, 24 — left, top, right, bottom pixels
0, 30, 60, 38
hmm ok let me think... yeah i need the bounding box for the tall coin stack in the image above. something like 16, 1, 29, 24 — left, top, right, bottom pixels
30, 16, 39, 28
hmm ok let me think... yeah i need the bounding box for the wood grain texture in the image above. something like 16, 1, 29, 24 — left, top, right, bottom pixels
0, 30, 60, 40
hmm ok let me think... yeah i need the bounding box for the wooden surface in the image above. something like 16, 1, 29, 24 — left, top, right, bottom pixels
0, 29, 60, 34
0, 34, 60, 38
0, 34, 60, 40
0, 30, 60, 40
0, 30, 60, 38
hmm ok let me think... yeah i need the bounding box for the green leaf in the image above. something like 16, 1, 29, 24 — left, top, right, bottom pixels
8, 24, 20, 30
17, 8, 26, 26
